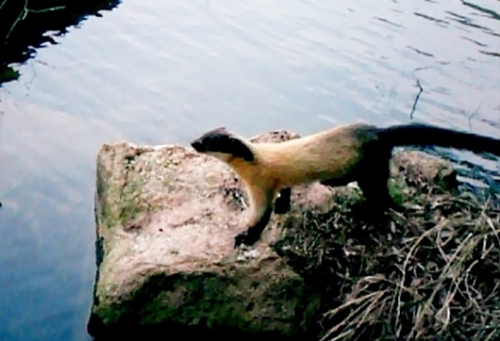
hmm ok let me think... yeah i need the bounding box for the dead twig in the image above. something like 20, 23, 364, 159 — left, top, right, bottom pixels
274, 157, 500, 341
410, 79, 423, 119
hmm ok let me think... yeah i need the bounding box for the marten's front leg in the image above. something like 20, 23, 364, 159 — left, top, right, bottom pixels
234, 186, 275, 247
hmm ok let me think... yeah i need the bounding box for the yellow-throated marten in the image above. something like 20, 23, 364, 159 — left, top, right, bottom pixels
191, 123, 500, 247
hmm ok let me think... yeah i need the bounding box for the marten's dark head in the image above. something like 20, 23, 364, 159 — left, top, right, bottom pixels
191, 127, 255, 162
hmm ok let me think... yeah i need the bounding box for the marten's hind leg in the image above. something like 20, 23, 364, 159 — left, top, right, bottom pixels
274, 188, 291, 214
356, 147, 394, 216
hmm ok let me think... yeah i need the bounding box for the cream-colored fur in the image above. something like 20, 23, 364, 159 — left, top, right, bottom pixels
224, 123, 375, 233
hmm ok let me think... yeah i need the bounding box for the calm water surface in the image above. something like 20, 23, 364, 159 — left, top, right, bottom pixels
0, 1, 499, 340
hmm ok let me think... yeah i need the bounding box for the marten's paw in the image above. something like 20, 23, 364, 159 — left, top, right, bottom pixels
234, 230, 260, 248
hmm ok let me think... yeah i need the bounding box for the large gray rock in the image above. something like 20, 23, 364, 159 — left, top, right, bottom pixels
87, 130, 329, 339
87, 130, 458, 339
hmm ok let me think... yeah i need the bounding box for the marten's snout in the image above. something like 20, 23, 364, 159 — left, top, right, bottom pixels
191, 140, 204, 152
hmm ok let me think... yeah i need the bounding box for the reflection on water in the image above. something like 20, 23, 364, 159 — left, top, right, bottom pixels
0, 0, 121, 68
0, 0, 499, 340
0, 94, 123, 341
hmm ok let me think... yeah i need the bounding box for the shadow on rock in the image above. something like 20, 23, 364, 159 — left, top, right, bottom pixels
89, 322, 309, 341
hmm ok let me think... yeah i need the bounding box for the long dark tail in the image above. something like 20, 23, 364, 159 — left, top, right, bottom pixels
377, 123, 500, 156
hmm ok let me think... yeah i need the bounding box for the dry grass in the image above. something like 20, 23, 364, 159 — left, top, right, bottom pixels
274, 172, 500, 341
